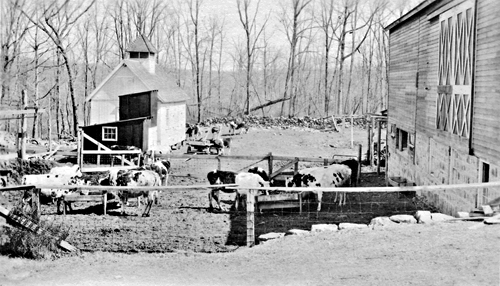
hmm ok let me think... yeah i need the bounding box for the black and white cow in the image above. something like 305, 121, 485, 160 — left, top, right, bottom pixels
234, 172, 269, 211
22, 173, 80, 214
115, 169, 161, 217
247, 166, 270, 182
287, 164, 352, 211
228, 121, 249, 135
339, 159, 359, 187
207, 170, 238, 211
207, 168, 270, 211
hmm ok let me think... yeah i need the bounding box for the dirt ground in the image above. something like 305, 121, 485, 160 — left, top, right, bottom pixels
0, 125, 499, 285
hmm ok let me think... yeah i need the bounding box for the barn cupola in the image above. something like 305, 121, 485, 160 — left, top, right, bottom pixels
126, 34, 158, 74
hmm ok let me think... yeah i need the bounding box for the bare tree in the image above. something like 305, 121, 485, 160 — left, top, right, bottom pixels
316, 0, 340, 116
278, 0, 312, 116
236, 0, 269, 115
332, 0, 378, 115
1, 0, 30, 105
19, 0, 96, 136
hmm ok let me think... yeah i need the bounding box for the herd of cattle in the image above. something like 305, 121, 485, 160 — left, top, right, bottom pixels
207, 159, 358, 212
21, 160, 170, 217
19, 157, 358, 217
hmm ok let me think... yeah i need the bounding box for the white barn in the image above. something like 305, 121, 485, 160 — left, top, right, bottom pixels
85, 35, 188, 153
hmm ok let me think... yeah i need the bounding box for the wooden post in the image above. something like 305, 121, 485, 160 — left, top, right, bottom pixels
18, 90, 27, 160
367, 117, 372, 167
324, 158, 329, 166
370, 117, 375, 166
77, 128, 82, 168
48, 94, 52, 153
79, 129, 85, 169
357, 144, 362, 185
246, 189, 255, 247
294, 158, 299, 174
217, 156, 221, 170
31, 187, 40, 222
267, 152, 273, 176
377, 119, 382, 175
350, 115, 354, 149
102, 191, 107, 215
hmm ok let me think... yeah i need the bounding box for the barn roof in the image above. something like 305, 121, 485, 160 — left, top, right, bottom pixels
127, 35, 158, 53
82, 116, 150, 128
123, 60, 189, 103
86, 60, 189, 103
385, 0, 439, 31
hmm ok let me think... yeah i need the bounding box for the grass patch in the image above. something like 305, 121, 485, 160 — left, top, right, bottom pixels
0, 207, 73, 260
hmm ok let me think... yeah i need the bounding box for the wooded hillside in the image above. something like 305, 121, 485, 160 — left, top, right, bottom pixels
0, 0, 419, 139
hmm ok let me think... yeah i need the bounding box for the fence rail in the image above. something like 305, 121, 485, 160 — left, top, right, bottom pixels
2, 181, 498, 249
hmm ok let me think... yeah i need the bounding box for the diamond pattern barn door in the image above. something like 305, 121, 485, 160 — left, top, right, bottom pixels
436, 1, 474, 138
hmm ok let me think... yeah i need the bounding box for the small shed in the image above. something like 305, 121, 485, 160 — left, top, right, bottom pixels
85, 35, 189, 153
81, 117, 151, 151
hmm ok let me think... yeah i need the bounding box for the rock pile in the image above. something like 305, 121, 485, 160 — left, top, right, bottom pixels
200, 115, 369, 130
258, 211, 459, 244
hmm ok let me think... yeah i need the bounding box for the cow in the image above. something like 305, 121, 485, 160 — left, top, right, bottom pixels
103, 159, 170, 207
207, 169, 270, 211
234, 172, 269, 211
115, 169, 161, 217
49, 165, 82, 177
339, 159, 359, 187
22, 174, 79, 214
286, 164, 352, 211
228, 121, 248, 135
247, 166, 270, 182
207, 170, 238, 211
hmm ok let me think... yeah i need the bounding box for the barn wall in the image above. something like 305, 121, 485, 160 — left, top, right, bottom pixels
156, 102, 186, 151
471, 0, 500, 166
89, 66, 148, 125
387, 0, 500, 215
81, 118, 148, 150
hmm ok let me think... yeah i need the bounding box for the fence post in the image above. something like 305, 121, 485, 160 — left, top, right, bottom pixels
246, 189, 256, 247
31, 187, 40, 222
368, 117, 373, 166
217, 156, 221, 170
77, 128, 82, 169
357, 144, 362, 185
350, 115, 354, 149
268, 152, 273, 176
377, 119, 382, 175
324, 158, 328, 166
294, 158, 299, 174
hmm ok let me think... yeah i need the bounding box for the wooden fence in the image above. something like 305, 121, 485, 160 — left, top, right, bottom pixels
3, 180, 499, 248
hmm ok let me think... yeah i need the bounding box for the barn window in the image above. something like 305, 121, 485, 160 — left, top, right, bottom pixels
396, 128, 408, 151
102, 127, 117, 141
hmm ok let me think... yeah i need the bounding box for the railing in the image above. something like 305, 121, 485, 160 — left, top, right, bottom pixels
2, 180, 498, 251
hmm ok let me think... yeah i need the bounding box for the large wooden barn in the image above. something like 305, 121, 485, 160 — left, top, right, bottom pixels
84, 35, 188, 153
385, 0, 500, 215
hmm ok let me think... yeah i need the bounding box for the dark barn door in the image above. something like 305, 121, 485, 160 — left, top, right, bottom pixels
119, 92, 151, 120
118, 123, 144, 149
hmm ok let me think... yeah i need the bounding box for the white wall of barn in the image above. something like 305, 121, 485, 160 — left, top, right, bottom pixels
151, 102, 186, 152
88, 67, 147, 125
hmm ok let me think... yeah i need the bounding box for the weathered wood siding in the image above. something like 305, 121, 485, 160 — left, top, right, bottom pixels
82, 118, 149, 151
387, 0, 500, 214
471, 0, 500, 166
